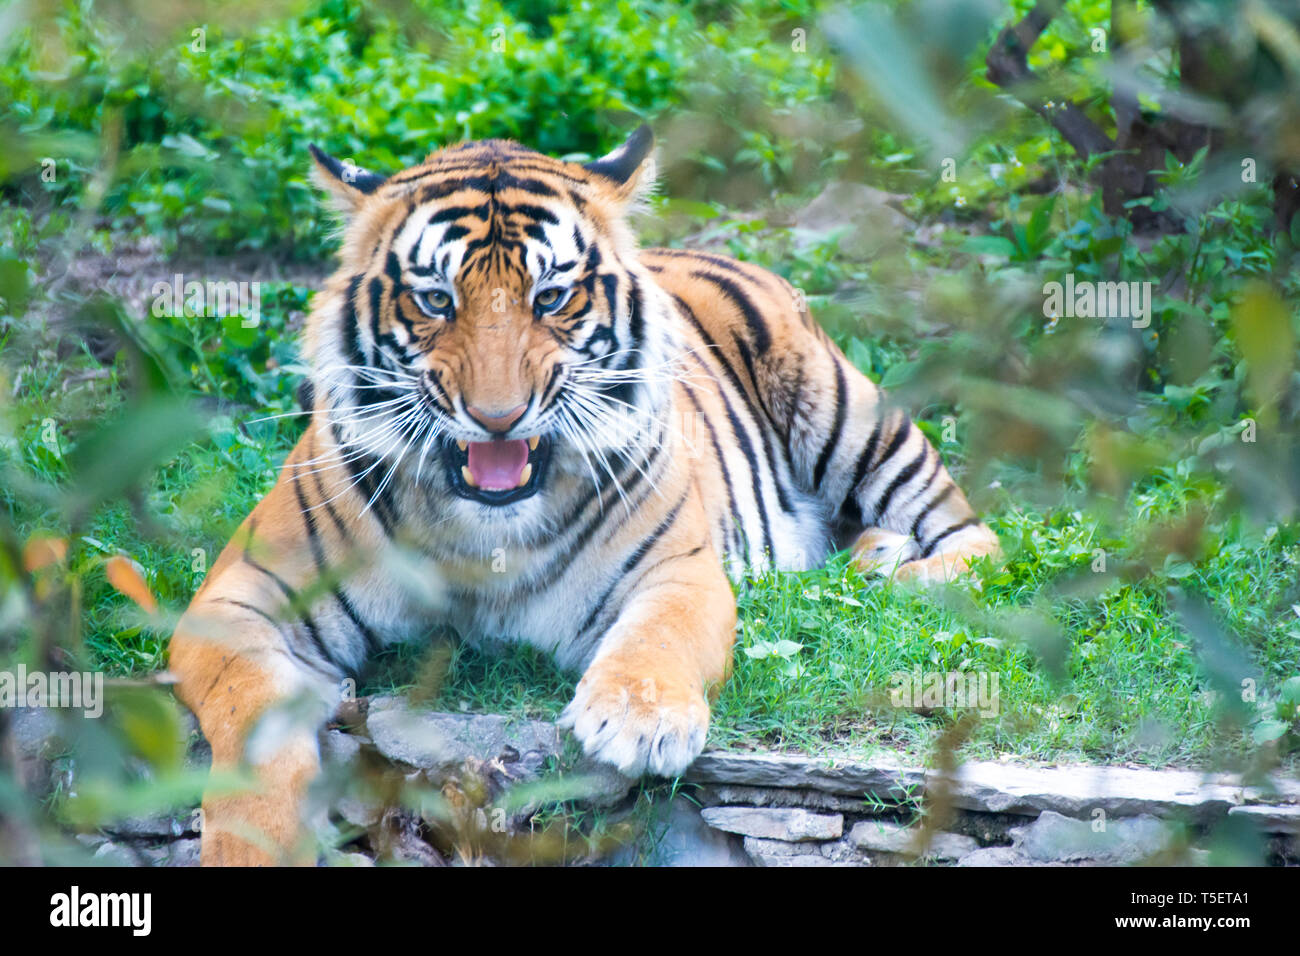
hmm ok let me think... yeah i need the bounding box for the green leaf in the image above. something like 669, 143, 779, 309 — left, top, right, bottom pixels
1025, 194, 1057, 255
960, 235, 1017, 258
1280, 676, 1300, 708
1253, 719, 1290, 746
772, 639, 804, 658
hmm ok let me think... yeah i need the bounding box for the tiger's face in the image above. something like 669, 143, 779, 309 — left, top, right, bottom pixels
304, 128, 671, 536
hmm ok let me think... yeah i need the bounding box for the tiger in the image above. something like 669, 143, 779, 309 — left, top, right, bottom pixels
169, 125, 1001, 865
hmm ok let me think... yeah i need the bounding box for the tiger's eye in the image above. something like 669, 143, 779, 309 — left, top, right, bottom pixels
413, 289, 452, 317
535, 288, 562, 309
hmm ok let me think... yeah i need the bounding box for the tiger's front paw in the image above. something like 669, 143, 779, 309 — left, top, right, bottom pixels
558, 660, 710, 778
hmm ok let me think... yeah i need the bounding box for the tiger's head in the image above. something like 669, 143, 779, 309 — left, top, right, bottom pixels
303, 127, 675, 536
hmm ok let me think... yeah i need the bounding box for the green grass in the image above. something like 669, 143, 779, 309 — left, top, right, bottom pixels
4, 0, 1299, 791
4, 210, 1298, 776
12, 349, 1286, 774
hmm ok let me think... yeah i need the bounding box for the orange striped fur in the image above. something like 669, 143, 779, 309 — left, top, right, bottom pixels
170, 127, 998, 865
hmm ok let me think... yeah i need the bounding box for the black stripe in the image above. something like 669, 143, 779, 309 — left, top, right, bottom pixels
682, 382, 746, 563
627, 543, 707, 597
544, 438, 666, 581
306, 437, 354, 546
786, 362, 805, 439
366, 276, 385, 362
503, 202, 559, 224
650, 250, 778, 290
411, 173, 561, 201
576, 490, 689, 637
728, 332, 798, 514
691, 270, 772, 353
292, 470, 379, 659
907, 455, 945, 515
329, 422, 398, 538
921, 517, 980, 557
909, 483, 956, 539
812, 360, 847, 488
211, 595, 278, 629
729, 332, 771, 417
682, 345, 773, 560
342, 275, 365, 367
840, 418, 884, 522
847, 417, 910, 523
876, 416, 912, 471
207, 596, 340, 681
240, 552, 341, 673
384, 250, 404, 285
869, 445, 929, 523
428, 203, 489, 224
674, 295, 795, 523
627, 273, 646, 352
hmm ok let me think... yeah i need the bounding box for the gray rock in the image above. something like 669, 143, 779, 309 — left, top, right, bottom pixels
956, 846, 1064, 867
365, 696, 560, 779
848, 820, 978, 860
749, 851, 845, 867
1009, 810, 1172, 864
700, 806, 842, 842
103, 813, 193, 840
321, 728, 363, 766
318, 729, 381, 827
624, 797, 751, 867
142, 839, 201, 867
10, 706, 60, 758
92, 841, 141, 867
686, 751, 1298, 824
9, 707, 65, 794
337, 794, 382, 829
742, 836, 868, 866
1228, 804, 1300, 835
793, 182, 914, 258
686, 752, 924, 798
696, 784, 885, 813
939, 763, 1247, 823
563, 757, 636, 809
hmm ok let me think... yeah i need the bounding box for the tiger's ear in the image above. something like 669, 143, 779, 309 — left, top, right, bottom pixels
583, 124, 656, 209
308, 143, 387, 217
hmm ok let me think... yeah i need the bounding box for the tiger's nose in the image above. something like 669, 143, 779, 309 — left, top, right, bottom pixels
466, 403, 527, 434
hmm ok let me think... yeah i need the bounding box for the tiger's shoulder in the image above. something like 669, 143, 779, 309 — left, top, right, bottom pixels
638, 246, 817, 350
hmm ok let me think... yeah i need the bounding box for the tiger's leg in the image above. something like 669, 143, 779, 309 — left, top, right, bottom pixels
837, 404, 1001, 586
171, 598, 336, 866
753, 281, 999, 583
652, 254, 997, 584
756, 323, 999, 581
559, 543, 736, 777
170, 432, 365, 866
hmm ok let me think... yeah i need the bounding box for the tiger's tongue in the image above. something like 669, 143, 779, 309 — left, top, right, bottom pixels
466, 439, 530, 490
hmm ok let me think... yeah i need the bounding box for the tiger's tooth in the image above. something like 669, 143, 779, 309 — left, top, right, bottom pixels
517, 463, 532, 487
527, 436, 539, 450
457, 440, 467, 451
461, 465, 475, 486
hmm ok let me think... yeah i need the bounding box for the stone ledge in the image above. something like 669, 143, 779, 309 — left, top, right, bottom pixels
685, 751, 1300, 824
12, 699, 1299, 866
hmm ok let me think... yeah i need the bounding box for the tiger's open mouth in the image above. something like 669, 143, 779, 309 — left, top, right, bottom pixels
444, 435, 552, 505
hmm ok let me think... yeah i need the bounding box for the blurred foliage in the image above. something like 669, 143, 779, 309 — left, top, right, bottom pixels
2, 0, 1299, 865
1, 0, 838, 255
